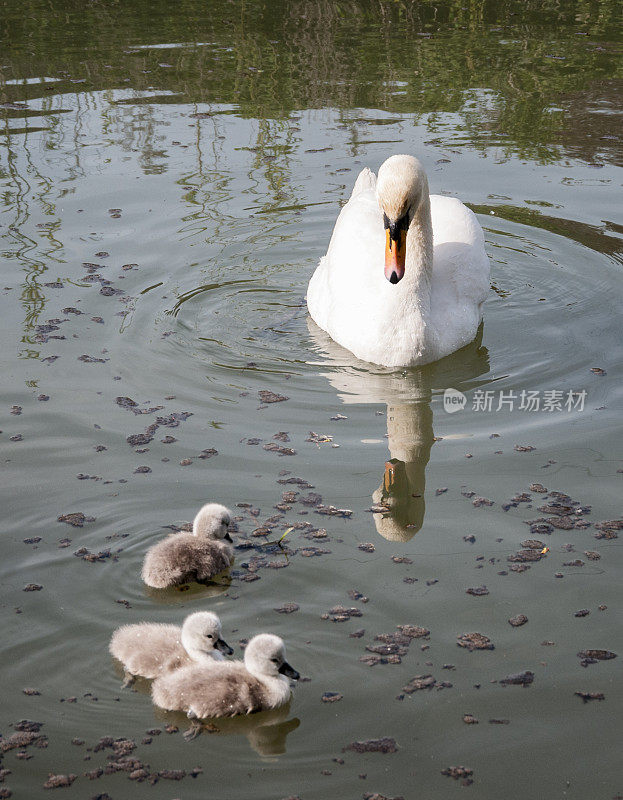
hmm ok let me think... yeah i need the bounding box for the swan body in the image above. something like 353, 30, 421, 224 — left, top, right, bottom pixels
307, 155, 490, 367
151, 633, 299, 718
142, 502, 234, 589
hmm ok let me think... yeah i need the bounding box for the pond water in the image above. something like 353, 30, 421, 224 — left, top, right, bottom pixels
1, 1, 622, 798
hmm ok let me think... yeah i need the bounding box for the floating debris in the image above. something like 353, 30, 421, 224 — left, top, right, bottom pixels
577, 649, 617, 667
343, 738, 398, 754
466, 586, 489, 597
441, 765, 473, 782
457, 633, 494, 651
258, 390, 289, 404
78, 354, 109, 363
321, 692, 343, 703
499, 670, 534, 687
299, 492, 323, 507
126, 433, 153, 446
57, 512, 95, 527
472, 497, 494, 507
1, 730, 46, 751
402, 675, 436, 692
508, 548, 547, 563
307, 431, 333, 444
575, 691, 605, 703
263, 443, 296, 456
277, 477, 315, 489
43, 773, 76, 789
321, 606, 363, 623
274, 603, 299, 614
316, 505, 353, 518
509, 615, 528, 627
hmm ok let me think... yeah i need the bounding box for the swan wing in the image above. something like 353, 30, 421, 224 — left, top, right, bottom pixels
307, 168, 384, 333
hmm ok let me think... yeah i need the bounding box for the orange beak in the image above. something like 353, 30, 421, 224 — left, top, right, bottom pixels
384, 460, 396, 492
384, 227, 406, 284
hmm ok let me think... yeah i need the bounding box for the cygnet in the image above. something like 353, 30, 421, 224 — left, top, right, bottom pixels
142, 502, 234, 589
151, 633, 299, 718
109, 610, 233, 686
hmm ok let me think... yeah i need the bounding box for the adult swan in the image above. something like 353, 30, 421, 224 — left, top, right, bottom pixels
307, 154, 490, 367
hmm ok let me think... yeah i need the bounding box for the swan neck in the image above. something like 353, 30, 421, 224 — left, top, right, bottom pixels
405, 195, 433, 289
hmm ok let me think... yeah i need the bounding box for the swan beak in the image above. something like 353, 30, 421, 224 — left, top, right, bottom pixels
384, 459, 397, 491
384, 227, 406, 284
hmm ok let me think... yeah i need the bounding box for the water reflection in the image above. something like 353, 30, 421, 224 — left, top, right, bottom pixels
308, 319, 490, 540
155, 704, 300, 757
144, 574, 232, 604
372, 401, 434, 541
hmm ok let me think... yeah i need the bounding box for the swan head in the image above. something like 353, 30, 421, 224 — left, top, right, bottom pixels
376, 154, 429, 284
244, 634, 300, 681
192, 502, 232, 542
181, 611, 233, 657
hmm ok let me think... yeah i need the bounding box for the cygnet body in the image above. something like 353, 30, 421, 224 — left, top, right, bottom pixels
109, 611, 233, 682
151, 633, 299, 718
142, 502, 234, 589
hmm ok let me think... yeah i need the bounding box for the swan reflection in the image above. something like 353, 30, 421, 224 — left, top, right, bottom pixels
308, 318, 489, 541
154, 703, 300, 757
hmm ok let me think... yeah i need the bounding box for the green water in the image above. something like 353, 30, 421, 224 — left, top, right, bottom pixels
1, 1, 622, 798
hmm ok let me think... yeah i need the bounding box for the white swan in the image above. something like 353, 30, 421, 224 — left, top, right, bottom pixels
307, 154, 490, 367
151, 633, 299, 718
142, 502, 234, 589
109, 611, 233, 685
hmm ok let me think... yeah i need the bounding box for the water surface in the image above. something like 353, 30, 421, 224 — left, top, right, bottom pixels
1, 2, 622, 798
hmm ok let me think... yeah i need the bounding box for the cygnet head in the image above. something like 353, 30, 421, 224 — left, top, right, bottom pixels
376, 154, 429, 284
192, 502, 232, 542
244, 634, 300, 681
181, 611, 233, 657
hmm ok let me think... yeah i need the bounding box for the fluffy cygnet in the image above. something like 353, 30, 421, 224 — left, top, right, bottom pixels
151, 633, 300, 718
109, 611, 233, 684
142, 502, 234, 589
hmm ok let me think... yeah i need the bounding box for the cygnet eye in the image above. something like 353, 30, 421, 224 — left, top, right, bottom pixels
271, 658, 280, 664
205, 634, 213, 639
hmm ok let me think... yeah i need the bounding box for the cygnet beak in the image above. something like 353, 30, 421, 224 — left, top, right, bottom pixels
215, 637, 234, 656
224, 532, 233, 543
278, 661, 300, 681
